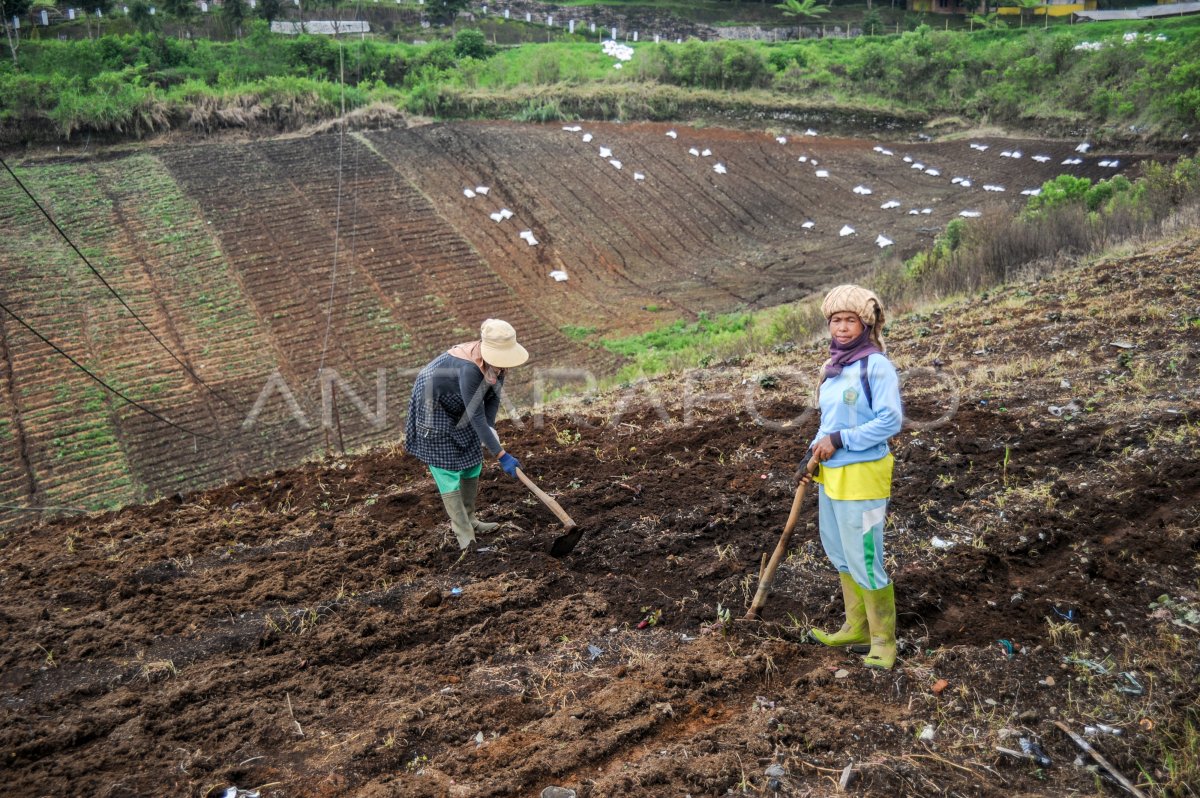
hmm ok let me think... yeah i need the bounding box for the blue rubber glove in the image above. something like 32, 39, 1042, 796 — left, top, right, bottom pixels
499, 452, 520, 478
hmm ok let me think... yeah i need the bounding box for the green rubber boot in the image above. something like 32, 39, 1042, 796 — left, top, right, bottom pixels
810, 572, 870, 647
460, 476, 499, 533
862, 582, 898, 670
439, 490, 476, 550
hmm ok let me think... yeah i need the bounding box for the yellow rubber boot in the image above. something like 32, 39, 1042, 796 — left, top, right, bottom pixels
862, 582, 897, 670
810, 572, 870, 647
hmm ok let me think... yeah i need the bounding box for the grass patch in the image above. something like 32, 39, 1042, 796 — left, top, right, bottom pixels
560, 324, 598, 341
601, 311, 753, 380
5, 17, 1200, 140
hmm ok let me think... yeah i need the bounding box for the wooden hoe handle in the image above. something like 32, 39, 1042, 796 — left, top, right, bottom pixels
516, 468, 577, 529
745, 458, 818, 621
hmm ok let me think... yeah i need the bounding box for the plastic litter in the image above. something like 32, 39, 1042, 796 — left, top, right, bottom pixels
839, 225, 855, 237
587, 644, 604, 661
1064, 655, 1110, 674
997, 639, 1015, 659
919, 726, 935, 742
875, 235, 893, 248
713, 163, 727, 175
1053, 607, 1078, 622
1019, 737, 1052, 766
1084, 724, 1123, 737
540, 787, 577, 798
450, 587, 463, 596
1048, 401, 1081, 417
549, 271, 569, 282
219, 789, 261, 798
815, 169, 830, 178
1117, 672, 1145, 696
930, 536, 955, 549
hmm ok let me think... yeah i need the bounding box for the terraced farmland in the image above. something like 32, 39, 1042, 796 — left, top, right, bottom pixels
0, 122, 1146, 527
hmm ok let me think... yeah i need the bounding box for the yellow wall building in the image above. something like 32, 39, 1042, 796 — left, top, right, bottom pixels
908, 0, 1097, 14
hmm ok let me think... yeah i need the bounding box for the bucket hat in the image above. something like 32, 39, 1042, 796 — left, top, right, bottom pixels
479, 319, 528, 368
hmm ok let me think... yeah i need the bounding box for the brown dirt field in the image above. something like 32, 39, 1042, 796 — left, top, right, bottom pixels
0, 123, 1153, 529
1, 232, 1197, 797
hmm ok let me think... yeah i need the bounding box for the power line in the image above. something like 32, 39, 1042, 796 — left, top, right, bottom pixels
0, 155, 240, 412
0, 297, 219, 443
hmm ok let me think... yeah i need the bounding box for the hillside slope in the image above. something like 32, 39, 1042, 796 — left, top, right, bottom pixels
0, 123, 1146, 526
0, 231, 1196, 796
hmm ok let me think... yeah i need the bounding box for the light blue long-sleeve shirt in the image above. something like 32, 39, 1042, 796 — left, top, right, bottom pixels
809, 353, 903, 467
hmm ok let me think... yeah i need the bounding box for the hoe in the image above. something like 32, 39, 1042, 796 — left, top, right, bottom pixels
515, 468, 583, 557
745, 457, 818, 620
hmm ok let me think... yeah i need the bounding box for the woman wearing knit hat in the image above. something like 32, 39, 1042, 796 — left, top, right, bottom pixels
802, 285, 903, 669
405, 319, 529, 551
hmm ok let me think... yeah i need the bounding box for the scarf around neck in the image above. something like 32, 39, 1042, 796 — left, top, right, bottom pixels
822, 327, 881, 381
448, 341, 503, 385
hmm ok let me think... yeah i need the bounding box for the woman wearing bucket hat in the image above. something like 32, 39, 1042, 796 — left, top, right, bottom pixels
802, 285, 903, 669
405, 319, 529, 551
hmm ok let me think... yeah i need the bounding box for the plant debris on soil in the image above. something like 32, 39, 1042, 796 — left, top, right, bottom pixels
1, 234, 1198, 797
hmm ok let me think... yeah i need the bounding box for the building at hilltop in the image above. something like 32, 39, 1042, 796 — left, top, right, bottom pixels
907, 0, 1097, 15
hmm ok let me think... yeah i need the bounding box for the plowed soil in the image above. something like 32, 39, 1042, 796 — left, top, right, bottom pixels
0, 122, 1153, 528
2, 234, 1198, 797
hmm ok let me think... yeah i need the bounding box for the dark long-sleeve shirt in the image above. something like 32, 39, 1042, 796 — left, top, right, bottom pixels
404, 352, 504, 470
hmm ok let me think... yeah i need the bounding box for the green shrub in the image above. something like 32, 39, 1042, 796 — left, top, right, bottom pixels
1026, 174, 1093, 214
454, 28, 488, 61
